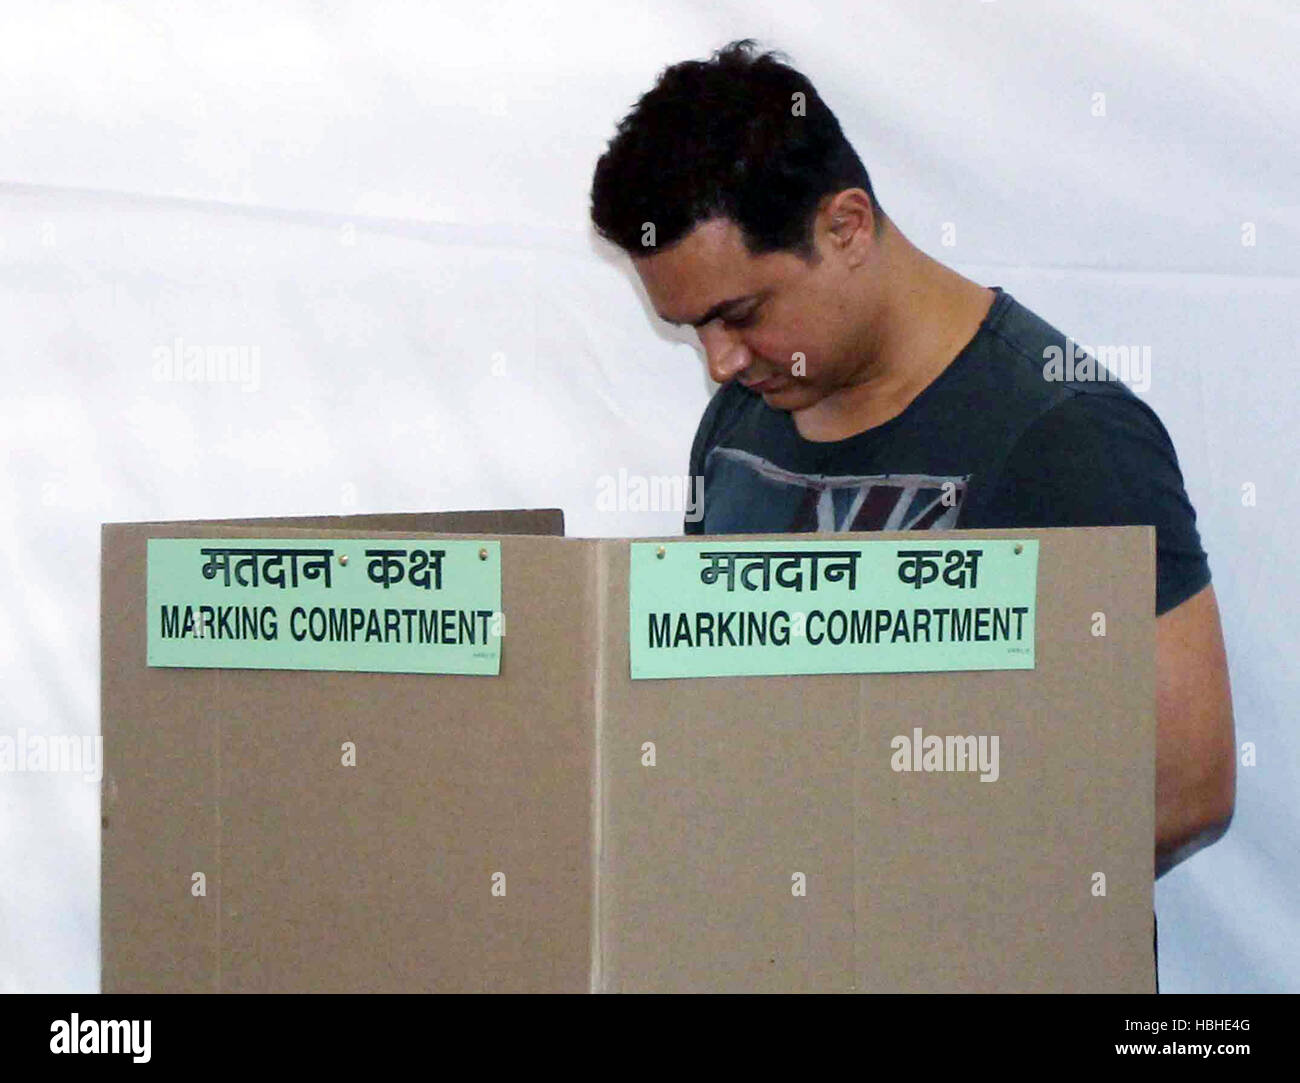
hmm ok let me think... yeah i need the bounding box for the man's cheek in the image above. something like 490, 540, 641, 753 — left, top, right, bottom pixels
775, 344, 819, 379
758, 342, 802, 375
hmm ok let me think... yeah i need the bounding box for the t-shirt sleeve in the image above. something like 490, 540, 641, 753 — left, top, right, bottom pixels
971, 391, 1211, 616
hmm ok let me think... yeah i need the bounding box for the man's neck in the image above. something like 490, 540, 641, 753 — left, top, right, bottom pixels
792, 229, 994, 442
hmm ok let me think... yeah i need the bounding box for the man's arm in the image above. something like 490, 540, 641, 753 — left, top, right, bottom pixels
964, 390, 1236, 874
1155, 582, 1236, 877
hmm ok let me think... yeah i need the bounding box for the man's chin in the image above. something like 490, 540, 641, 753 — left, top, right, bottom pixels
754, 380, 812, 408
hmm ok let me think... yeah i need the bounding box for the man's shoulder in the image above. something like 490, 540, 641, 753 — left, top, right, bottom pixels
990, 291, 1174, 448
958, 290, 1163, 443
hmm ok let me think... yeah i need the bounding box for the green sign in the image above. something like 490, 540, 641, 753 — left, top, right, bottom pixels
147, 538, 502, 674
629, 539, 1038, 679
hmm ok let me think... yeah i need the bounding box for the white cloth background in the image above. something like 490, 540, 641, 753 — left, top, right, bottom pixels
1, 0, 1294, 992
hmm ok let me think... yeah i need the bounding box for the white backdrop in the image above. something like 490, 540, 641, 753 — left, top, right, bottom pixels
1, 0, 1295, 993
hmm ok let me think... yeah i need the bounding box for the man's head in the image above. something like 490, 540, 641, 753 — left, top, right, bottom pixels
590, 39, 889, 408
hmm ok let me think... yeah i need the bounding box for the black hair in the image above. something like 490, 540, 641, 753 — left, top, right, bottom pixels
590, 39, 884, 261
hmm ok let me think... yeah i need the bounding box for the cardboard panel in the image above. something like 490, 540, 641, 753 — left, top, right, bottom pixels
102, 522, 593, 992
596, 526, 1154, 993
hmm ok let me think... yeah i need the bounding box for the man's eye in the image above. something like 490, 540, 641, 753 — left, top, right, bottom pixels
722, 310, 757, 329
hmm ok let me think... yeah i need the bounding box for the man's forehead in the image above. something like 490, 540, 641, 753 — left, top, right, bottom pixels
634, 218, 763, 326
654, 289, 766, 328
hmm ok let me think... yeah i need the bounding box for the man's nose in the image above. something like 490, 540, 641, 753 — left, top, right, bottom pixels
697, 324, 750, 384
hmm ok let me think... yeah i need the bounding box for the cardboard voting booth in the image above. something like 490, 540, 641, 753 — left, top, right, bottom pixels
101, 511, 1156, 992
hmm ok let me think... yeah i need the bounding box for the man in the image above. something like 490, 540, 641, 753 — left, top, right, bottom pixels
590, 39, 1235, 977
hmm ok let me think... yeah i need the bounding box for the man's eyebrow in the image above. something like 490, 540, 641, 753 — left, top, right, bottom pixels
660, 293, 762, 328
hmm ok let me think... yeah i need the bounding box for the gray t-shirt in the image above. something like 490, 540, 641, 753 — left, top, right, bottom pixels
684, 285, 1210, 616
